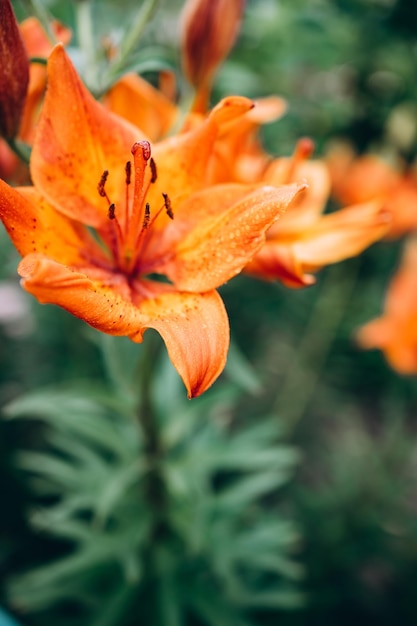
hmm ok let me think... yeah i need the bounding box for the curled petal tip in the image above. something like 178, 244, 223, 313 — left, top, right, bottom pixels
48, 42, 65, 61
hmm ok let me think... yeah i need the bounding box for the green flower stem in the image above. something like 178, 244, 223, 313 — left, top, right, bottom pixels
274, 261, 359, 435
6, 138, 31, 165
135, 333, 171, 625
101, 0, 160, 92
136, 332, 166, 532
76, 0, 100, 95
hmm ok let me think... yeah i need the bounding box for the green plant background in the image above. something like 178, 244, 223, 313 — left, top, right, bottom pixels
1, 0, 417, 625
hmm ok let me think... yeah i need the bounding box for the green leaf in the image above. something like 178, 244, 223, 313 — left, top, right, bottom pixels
216, 471, 294, 510
224, 338, 263, 394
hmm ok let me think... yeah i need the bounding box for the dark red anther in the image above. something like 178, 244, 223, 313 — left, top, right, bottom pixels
142, 203, 151, 229
108, 203, 116, 220
125, 161, 132, 185
150, 157, 158, 183
162, 193, 174, 219
98, 170, 109, 197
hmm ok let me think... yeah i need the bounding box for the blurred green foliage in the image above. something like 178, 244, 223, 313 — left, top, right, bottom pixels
2, 0, 417, 625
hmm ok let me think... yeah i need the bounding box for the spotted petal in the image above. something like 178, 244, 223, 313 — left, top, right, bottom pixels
0, 180, 103, 264
18, 254, 229, 397
161, 183, 304, 291
31, 44, 141, 228
146, 95, 254, 218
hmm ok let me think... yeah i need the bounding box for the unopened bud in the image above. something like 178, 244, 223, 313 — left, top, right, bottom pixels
0, 0, 30, 139
181, 0, 245, 97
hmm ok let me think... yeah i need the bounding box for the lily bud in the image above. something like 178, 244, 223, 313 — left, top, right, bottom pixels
180, 0, 245, 110
0, 0, 30, 139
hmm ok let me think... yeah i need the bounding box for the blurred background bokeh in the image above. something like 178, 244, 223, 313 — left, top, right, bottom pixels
2, 0, 417, 625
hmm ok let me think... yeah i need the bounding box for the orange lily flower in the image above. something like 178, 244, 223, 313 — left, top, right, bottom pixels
180, 102, 391, 286
356, 237, 417, 374
327, 143, 417, 238
0, 45, 302, 397
243, 139, 392, 287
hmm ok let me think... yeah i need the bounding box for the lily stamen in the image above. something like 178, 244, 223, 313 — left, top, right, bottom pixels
150, 157, 158, 183
98, 169, 112, 204
96, 170, 126, 267
162, 192, 174, 219
142, 202, 151, 230
107, 203, 125, 268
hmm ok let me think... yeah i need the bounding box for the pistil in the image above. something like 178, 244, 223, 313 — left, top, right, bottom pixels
125, 140, 152, 258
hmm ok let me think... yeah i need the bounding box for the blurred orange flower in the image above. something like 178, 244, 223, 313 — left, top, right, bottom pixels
244, 140, 392, 287
356, 237, 417, 374
327, 143, 417, 239
0, 45, 302, 397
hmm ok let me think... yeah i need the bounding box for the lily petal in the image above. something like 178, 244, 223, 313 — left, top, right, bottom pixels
0, 180, 101, 264
356, 236, 417, 375
132, 287, 229, 398
141, 183, 261, 264
290, 201, 391, 273
263, 159, 331, 233
18, 254, 229, 397
31, 44, 141, 228
244, 243, 316, 287
162, 183, 304, 291
104, 73, 177, 141
147, 95, 254, 217
357, 316, 417, 374
18, 253, 144, 334
245, 201, 390, 286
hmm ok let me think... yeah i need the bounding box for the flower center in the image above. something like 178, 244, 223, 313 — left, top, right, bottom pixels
96, 140, 174, 277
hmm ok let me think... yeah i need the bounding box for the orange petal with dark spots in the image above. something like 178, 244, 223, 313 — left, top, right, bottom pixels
18, 254, 229, 397
146, 95, 255, 220
162, 183, 304, 291
0, 180, 102, 264
31, 44, 141, 228
132, 286, 229, 398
